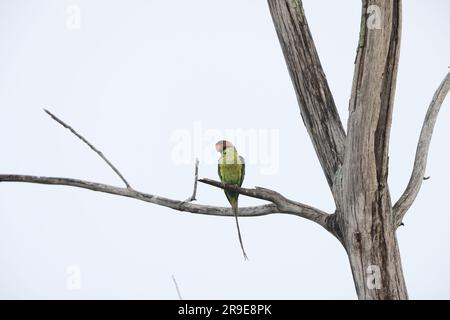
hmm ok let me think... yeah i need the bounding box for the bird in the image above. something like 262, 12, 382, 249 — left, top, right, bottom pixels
215, 140, 248, 260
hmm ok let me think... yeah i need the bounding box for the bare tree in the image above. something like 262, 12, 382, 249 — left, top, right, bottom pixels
0, 0, 449, 299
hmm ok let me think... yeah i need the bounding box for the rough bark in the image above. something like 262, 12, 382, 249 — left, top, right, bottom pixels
268, 0, 346, 193
338, 0, 407, 299
269, 0, 409, 299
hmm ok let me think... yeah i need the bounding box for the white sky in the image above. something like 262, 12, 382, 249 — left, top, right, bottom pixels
0, 0, 449, 299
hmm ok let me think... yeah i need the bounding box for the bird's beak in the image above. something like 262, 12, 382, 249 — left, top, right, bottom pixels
215, 142, 223, 153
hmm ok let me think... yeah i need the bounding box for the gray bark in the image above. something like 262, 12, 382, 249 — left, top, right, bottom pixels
268, 0, 447, 299
267, 0, 346, 192
339, 0, 407, 299
393, 73, 450, 226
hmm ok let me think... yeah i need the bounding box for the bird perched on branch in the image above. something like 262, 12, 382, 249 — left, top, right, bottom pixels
215, 140, 247, 260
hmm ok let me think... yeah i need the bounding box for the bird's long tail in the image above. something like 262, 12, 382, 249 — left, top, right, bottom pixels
232, 200, 248, 260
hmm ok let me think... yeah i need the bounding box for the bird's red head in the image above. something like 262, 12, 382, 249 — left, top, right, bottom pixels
215, 140, 234, 153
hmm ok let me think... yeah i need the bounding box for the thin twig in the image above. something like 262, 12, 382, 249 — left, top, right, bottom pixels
185, 158, 199, 202
44, 109, 132, 189
171, 275, 182, 300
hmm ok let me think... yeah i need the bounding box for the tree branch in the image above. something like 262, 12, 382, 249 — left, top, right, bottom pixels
0, 174, 277, 216
393, 71, 450, 227
0, 173, 334, 235
184, 158, 199, 202
44, 109, 132, 188
0, 107, 336, 245
338, 1, 401, 232
171, 275, 182, 300
346, 0, 401, 188
198, 178, 331, 230
267, 0, 346, 191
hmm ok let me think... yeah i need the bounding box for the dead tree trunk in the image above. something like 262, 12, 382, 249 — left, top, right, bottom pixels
268, 0, 448, 299
0, 0, 449, 299
339, 0, 407, 300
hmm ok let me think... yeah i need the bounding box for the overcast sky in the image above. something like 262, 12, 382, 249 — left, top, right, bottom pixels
1, 0, 449, 299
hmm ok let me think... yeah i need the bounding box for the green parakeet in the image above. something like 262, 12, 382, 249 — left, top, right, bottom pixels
215, 140, 248, 260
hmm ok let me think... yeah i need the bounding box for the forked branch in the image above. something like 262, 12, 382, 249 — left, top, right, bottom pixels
44, 109, 132, 188
0, 173, 277, 217
0, 110, 333, 234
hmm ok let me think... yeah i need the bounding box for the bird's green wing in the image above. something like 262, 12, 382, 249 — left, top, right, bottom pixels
218, 161, 223, 182
238, 156, 245, 187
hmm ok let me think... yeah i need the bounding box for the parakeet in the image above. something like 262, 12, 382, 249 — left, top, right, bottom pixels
215, 140, 248, 260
